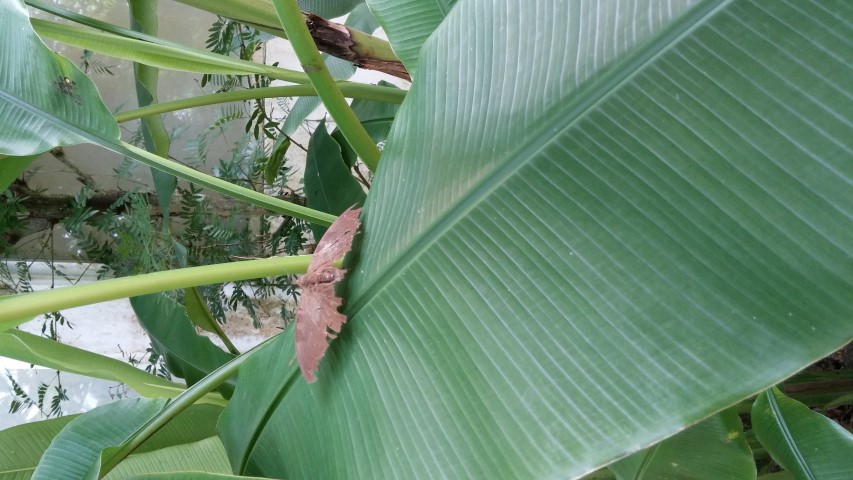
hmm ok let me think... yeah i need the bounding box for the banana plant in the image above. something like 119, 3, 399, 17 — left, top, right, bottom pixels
0, 0, 851, 479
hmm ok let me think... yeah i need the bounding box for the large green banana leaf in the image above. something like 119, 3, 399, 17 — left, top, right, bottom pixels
104, 437, 232, 479
0, 415, 77, 480
300, 0, 363, 18
0, 405, 224, 480
0, 154, 38, 191
221, 0, 852, 478
608, 409, 755, 479
33, 398, 169, 480
129, 0, 178, 229
365, 0, 456, 75
0, 0, 118, 156
303, 121, 367, 239
752, 387, 853, 479
130, 293, 236, 397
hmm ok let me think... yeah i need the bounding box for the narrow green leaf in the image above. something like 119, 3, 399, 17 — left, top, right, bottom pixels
32, 398, 168, 480
170, 0, 287, 37
0, 256, 312, 331
118, 142, 336, 225
130, 293, 236, 397
25, 0, 198, 51
184, 287, 239, 354
114, 84, 405, 124
825, 393, 853, 410
147, 161, 177, 226
30, 19, 308, 84
263, 137, 290, 187
281, 97, 320, 136
752, 387, 853, 480
0, 330, 196, 400
609, 409, 756, 479
0, 155, 38, 192
304, 121, 367, 238
3, 70, 333, 222
0, 0, 119, 156
129, 0, 176, 228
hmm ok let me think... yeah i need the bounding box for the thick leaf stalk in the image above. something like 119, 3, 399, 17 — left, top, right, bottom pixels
114, 84, 406, 123
169, 0, 407, 79
305, 13, 410, 81
31, 19, 309, 84
0, 256, 312, 331
271, 0, 382, 171
98, 337, 278, 477
129, 0, 177, 227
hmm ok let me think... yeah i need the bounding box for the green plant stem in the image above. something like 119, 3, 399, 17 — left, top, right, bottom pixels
0, 256, 311, 331
98, 336, 275, 478
31, 19, 309, 84
3, 79, 334, 224
271, 0, 381, 171
170, 0, 403, 68
128, 0, 170, 157
186, 286, 240, 355
129, 0, 175, 230
169, 0, 281, 35
27, 0, 191, 50
114, 84, 406, 123
118, 142, 336, 225
27, 0, 406, 81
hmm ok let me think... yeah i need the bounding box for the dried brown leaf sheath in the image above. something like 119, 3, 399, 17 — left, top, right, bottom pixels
294, 207, 362, 383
